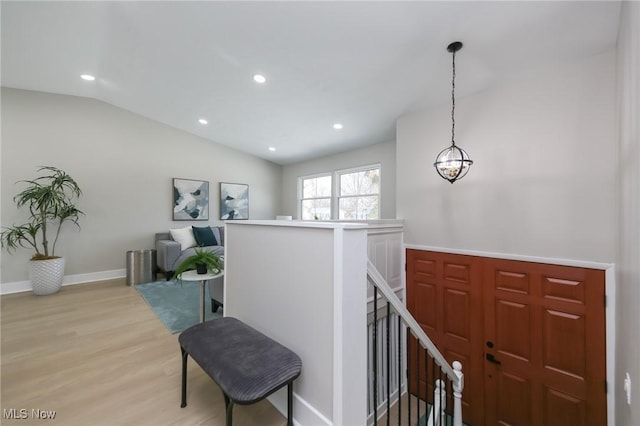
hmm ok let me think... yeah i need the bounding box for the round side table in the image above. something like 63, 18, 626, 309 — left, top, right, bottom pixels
179, 269, 224, 323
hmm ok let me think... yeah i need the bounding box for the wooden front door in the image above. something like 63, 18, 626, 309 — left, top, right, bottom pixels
406, 250, 484, 426
483, 258, 606, 426
406, 249, 607, 426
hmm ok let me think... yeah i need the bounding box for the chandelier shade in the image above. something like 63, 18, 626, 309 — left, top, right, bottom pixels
433, 41, 473, 183
434, 145, 473, 183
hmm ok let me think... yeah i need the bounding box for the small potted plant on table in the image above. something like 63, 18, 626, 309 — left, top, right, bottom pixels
174, 247, 223, 280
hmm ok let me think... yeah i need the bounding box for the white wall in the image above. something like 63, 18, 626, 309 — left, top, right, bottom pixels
397, 51, 617, 263
1, 88, 282, 285
281, 140, 396, 219
224, 221, 368, 426
615, 2, 640, 425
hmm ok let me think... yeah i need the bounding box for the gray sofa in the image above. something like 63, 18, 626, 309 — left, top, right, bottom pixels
155, 226, 226, 312
155, 225, 225, 279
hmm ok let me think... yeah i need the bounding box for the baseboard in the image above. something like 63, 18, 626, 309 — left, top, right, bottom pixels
0, 269, 126, 295
267, 387, 332, 426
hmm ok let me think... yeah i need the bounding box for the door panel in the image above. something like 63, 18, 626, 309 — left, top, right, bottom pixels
542, 309, 586, 380
484, 258, 606, 426
406, 249, 483, 426
414, 280, 437, 332
443, 287, 471, 341
496, 371, 531, 426
406, 250, 607, 426
543, 386, 586, 426
495, 300, 531, 362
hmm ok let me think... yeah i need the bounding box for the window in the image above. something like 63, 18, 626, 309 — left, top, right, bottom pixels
300, 174, 332, 220
338, 166, 380, 220
298, 165, 380, 220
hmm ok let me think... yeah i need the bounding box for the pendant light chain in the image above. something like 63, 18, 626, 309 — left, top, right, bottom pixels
451, 48, 456, 147
433, 40, 472, 183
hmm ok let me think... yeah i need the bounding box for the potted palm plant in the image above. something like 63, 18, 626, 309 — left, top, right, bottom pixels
174, 247, 223, 281
1, 166, 83, 295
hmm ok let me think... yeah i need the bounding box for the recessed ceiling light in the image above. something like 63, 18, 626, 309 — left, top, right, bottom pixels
268, 147, 276, 152
253, 74, 266, 84
80, 74, 95, 81
198, 118, 208, 125
333, 123, 343, 130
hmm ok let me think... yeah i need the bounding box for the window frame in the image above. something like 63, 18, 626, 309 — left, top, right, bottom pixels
298, 172, 333, 221
297, 164, 381, 220
335, 164, 381, 220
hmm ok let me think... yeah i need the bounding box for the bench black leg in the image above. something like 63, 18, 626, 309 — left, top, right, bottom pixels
180, 347, 188, 408
287, 382, 293, 426
225, 398, 234, 426
223, 393, 230, 410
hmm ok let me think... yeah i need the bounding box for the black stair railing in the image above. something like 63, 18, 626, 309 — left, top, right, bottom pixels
367, 261, 464, 426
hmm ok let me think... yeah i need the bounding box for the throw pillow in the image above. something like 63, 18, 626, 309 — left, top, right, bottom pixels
169, 226, 197, 251
211, 226, 222, 246
192, 226, 218, 247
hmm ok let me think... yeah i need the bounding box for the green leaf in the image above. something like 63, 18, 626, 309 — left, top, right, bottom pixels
174, 247, 223, 282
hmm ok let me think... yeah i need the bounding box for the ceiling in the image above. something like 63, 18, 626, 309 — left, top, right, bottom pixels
1, 1, 621, 165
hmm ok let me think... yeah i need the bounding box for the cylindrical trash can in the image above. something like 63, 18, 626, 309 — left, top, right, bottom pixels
126, 249, 157, 286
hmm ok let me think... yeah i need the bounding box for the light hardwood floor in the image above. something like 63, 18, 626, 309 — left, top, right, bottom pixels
1, 279, 286, 426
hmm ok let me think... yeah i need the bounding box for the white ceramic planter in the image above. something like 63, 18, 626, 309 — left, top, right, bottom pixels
29, 257, 65, 295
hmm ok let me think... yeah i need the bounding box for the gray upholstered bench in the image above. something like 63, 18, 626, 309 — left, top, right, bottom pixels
179, 317, 302, 426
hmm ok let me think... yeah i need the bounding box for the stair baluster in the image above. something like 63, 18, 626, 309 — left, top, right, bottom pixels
366, 260, 464, 426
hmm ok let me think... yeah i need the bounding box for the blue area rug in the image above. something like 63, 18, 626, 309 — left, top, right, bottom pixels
135, 279, 223, 334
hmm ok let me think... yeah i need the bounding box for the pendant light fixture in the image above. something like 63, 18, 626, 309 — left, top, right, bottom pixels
434, 41, 473, 183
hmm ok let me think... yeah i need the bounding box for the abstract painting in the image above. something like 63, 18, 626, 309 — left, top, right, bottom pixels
220, 182, 249, 220
173, 178, 209, 220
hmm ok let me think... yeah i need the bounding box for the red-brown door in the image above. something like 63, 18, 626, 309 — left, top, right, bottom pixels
483, 258, 607, 426
406, 249, 484, 426
406, 249, 607, 426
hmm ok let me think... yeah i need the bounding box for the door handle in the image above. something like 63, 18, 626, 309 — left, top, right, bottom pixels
486, 353, 502, 365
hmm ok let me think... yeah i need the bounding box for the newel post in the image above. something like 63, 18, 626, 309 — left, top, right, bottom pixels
452, 361, 464, 426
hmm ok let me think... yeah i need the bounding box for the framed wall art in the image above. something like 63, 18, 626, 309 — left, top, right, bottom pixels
173, 178, 209, 221
220, 182, 249, 220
